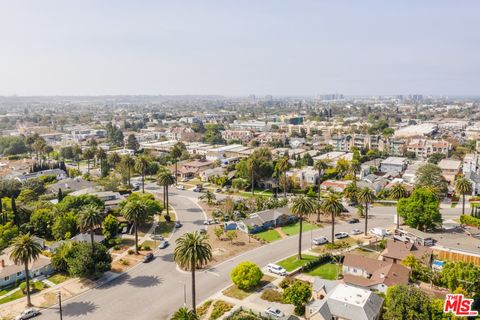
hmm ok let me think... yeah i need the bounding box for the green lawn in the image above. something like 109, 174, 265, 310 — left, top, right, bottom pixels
154, 214, 176, 238
255, 229, 281, 242
0, 290, 24, 304
0, 285, 16, 296
277, 254, 317, 272
281, 222, 318, 236
305, 263, 340, 280
47, 273, 70, 285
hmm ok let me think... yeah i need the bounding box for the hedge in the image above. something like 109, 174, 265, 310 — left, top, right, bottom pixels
299, 253, 343, 273
460, 215, 480, 228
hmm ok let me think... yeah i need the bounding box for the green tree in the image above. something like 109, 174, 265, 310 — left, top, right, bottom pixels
126, 133, 140, 151
83, 147, 96, 174
275, 156, 290, 199
343, 183, 358, 205
174, 231, 212, 313
121, 200, 149, 254
9, 234, 42, 306
61, 242, 112, 278
30, 208, 54, 239
282, 280, 312, 316
0, 222, 19, 250
78, 204, 104, 254
157, 171, 175, 218
226, 230, 238, 243
397, 188, 442, 231
102, 214, 119, 241
440, 261, 480, 294
389, 183, 409, 228
384, 285, 435, 320
428, 152, 446, 164
290, 196, 315, 259
199, 190, 216, 205
320, 192, 343, 244
135, 155, 150, 193
314, 159, 330, 222
230, 261, 263, 291
357, 187, 375, 236
120, 154, 135, 186
349, 159, 361, 184
171, 307, 199, 320
170, 143, 185, 185
455, 177, 473, 216
415, 163, 448, 196
107, 152, 121, 168
52, 211, 79, 240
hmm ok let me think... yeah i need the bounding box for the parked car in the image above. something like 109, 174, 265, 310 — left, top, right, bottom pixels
193, 187, 202, 192
180, 177, 191, 182
203, 219, 218, 225
131, 182, 141, 191
143, 253, 154, 263
215, 188, 222, 193
150, 234, 164, 241
348, 218, 359, 224
265, 307, 285, 318
267, 263, 287, 276
335, 232, 349, 239
351, 229, 362, 235
174, 221, 182, 228
176, 185, 185, 190
158, 240, 169, 249
15, 309, 41, 320
312, 236, 329, 245
369, 227, 389, 237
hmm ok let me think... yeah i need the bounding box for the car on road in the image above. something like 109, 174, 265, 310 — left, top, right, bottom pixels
351, 229, 362, 235
335, 232, 349, 239
203, 219, 218, 225
265, 307, 285, 318
215, 188, 222, 193
150, 234, 164, 241
15, 309, 41, 320
131, 182, 141, 191
174, 221, 182, 228
312, 236, 329, 245
267, 263, 287, 276
175, 185, 185, 190
193, 187, 202, 192
143, 253, 154, 263
180, 178, 191, 182
348, 218, 360, 224
369, 227, 389, 237
158, 240, 169, 249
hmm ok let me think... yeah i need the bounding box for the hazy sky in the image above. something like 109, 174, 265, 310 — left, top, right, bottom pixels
1, 0, 479, 96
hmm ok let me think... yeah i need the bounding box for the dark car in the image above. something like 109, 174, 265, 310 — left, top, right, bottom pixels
174, 221, 182, 228
348, 218, 360, 224
143, 253, 154, 263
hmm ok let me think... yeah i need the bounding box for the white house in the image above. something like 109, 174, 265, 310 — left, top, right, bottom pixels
0, 248, 53, 288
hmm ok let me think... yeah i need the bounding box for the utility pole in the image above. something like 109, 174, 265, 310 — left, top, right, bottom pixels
58, 291, 63, 320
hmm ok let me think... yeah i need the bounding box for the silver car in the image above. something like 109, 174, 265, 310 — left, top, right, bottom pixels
15, 309, 41, 320
265, 307, 284, 318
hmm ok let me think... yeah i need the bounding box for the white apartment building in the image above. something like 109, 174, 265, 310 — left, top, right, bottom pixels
463, 153, 479, 174
406, 139, 450, 159
220, 130, 254, 144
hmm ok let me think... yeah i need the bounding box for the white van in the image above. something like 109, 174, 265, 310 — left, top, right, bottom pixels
369, 227, 389, 237
267, 263, 287, 276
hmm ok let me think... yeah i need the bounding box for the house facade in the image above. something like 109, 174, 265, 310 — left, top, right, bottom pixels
0, 249, 53, 288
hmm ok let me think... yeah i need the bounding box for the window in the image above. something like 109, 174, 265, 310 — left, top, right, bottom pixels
16, 272, 22, 276
4, 276, 9, 281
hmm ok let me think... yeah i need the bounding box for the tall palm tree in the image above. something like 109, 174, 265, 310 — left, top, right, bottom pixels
199, 190, 216, 205
171, 307, 199, 320
96, 148, 107, 176
158, 172, 175, 218
314, 159, 330, 222
174, 232, 212, 313
321, 192, 343, 244
171, 144, 183, 185
121, 200, 148, 254
343, 183, 358, 205
358, 187, 375, 236
290, 195, 316, 260
121, 154, 135, 186
72, 144, 83, 171
135, 155, 150, 193
455, 177, 473, 216
275, 156, 290, 199
390, 183, 409, 228
107, 152, 121, 168
83, 147, 96, 174
78, 204, 104, 254
349, 160, 361, 185
9, 234, 42, 307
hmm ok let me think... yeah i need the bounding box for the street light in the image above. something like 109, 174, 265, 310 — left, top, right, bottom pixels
57, 291, 63, 320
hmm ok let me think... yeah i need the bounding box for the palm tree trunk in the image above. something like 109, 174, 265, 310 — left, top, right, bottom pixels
142, 170, 145, 193
87, 159, 90, 174
0, 197, 3, 225
134, 221, 139, 254
166, 186, 170, 217
251, 167, 254, 196
163, 185, 166, 208
90, 229, 95, 255
297, 218, 303, 260
25, 262, 32, 306
191, 258, 196, 312
128, 166, 131, 186
284, 171, 287, 199
77, 158, 80, 171
175, 161, 178, 185
462, 193, 465, 215
364, 203, 369, 236
331, 212, 335, 245
12, 198, 17, 227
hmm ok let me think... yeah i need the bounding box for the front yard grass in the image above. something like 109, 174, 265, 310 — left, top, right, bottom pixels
305, 263, 340, 280
311, 237, 357, 254
277, 254, 317, 272
0, 281, 46, 304
154, 214, 176, 238
255, 229, 281, 242
222, 275, 275, 300
47, 273, 70, 285
281, 222, 318, 236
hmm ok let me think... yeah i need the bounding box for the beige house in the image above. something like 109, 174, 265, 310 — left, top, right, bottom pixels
438, 159, 462, 185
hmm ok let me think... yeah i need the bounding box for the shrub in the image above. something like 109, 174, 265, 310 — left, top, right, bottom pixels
300, 254, 343, 273
196, 300, 212, 317
460, 215, 480, 228
113, 245, 121, 250
120, 259, 130, 266
210, 300, 233, 320
128, 249, 134, 255
260, 289, 284, 303
230, 261, 263, 291
282, 280, 312, 316
279, 276, 296, 289
142, 245, 151, 251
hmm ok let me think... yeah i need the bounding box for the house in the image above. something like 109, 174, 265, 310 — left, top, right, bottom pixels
438, 159, 462, 185
464, 171, 480, 195
380, 239, 433, 265
380, 157, 407, 174
357, 175, 389, 194
463, 153, 479, 174
14, 168, 67, 182
69, 190, 125, 209
0, 248, 53, 288
178, 160, 214, 179
200, 167, 225, 182
406, 139, 450, 159
306, 280, 384, 320
237, 207, 296, 234
46, 177, 96, 194
360, 159, 383, 179
286, 166, 319, 189
342, 253, 410, 293
320, 180, 352, 193
220, 130, 254, 144
70, 233, 105, 244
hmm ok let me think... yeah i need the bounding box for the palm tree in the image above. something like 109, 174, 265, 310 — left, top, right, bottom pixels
83, 147, 96, 174
349, 160, 361, 184
455, 177, 473, 216
158, 172, 175, 218
199, 190, 216, 206
290, 196, 316, 260
107, 152, 121, 168
174, 232, 212, 312
96, 148, 107, 176
135, 155, 150, 193
121, 200, 148, 254
314, 159, 330, 222
320, 192, 343, 244
121, 154, 135, 186
9, 234, 42, 307
390, 183, 409, 228
343, 183, 358, 205
171, 307, 199, 320
358, 187, 375, 236
72, 144, 83, 171
78, 204, 104, 254
171, 144, 184, 185
275, 156, 290, 199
